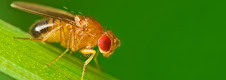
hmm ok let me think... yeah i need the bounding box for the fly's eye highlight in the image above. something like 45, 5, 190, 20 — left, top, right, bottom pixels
98, 35, 111, 52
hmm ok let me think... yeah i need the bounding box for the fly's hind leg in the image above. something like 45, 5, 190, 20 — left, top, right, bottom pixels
13, 25, 62, 42
80, 49, 96, 80
12, 37, 42, 41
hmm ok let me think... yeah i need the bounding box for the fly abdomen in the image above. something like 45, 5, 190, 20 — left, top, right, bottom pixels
30, 18, 52, 38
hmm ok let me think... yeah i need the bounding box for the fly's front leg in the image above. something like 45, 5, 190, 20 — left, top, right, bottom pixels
80, 49, 96, 80
94, 50, 100, 70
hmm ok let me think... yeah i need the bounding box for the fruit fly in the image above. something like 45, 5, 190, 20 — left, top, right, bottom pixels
11, 1, 120, 80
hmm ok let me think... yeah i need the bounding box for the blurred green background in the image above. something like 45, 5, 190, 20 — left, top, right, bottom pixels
1, 0, 226, 80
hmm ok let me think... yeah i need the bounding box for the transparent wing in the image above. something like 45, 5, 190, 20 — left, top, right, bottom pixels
11, 1, 75, 21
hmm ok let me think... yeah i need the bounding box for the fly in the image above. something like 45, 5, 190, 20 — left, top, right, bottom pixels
11, 1, 120, 80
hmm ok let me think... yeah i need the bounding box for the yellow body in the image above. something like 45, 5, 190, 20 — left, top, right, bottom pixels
11, 2, 120, 80
36, 15, 105, 51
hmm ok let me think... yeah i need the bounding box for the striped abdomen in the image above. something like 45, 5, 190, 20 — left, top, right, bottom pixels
30, 16, 105, 51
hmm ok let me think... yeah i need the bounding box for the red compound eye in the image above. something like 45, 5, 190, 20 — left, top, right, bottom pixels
98, 35, 111, 52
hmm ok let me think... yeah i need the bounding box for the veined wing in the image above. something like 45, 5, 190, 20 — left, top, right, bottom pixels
11, 1, 75, 22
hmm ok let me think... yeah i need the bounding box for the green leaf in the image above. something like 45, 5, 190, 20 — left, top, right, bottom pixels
0, 20, 117, 80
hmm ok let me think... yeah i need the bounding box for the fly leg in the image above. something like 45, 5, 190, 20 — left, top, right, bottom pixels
12, 37, 42, 41
13, 25, 61, 42
94, 50, 101, 70
45, 48, 69, 67
80, 49, 96, 80
60, 24, 66, 46
45, 29, 74, 67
